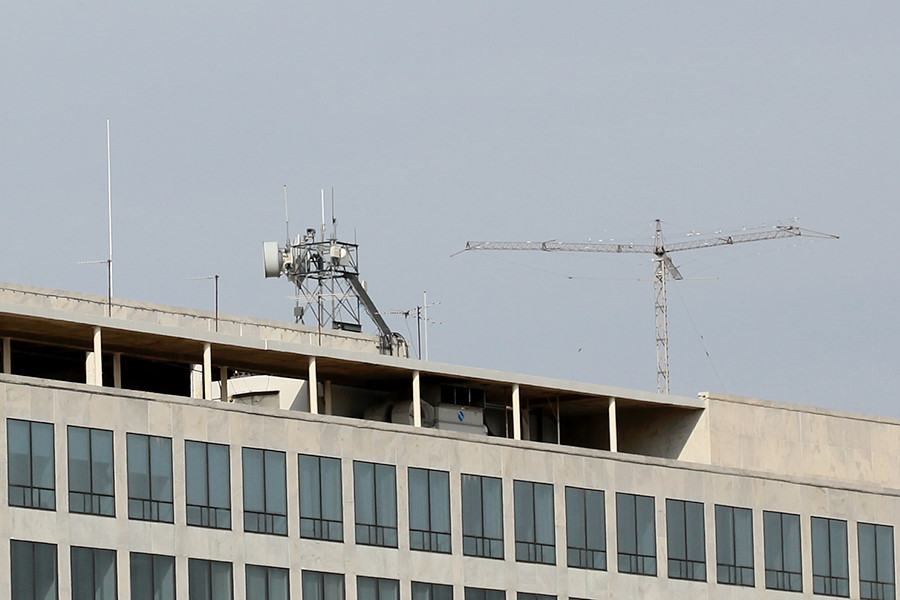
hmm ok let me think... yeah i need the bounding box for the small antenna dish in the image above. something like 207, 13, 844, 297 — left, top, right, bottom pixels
262, 242, 283, 278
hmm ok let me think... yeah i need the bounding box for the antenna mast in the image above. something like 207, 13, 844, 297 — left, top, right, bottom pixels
106, 118, 113, 311
460, 219, 838, 394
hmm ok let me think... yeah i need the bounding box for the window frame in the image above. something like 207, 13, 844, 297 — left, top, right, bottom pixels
714, 504, 754, 587
461, 473, 504, 560
565, 486, 606, 571
811, 516, 849, 598
299, 454, 343, 542
188, 557, 233, 600
858, 522, 896, 600
126, 433, 174, 523
357, 576, 399, 600
11, 539, 58, 600
129, 552, 175, 600
666, 498, 707, 582
68, 426, 115, 517
464, 587, 505, 600
616, 492, 657, 576
411, 581, 453, 600
242, 447, 288, 536
514, 480, 556, 565
8, 418, 56, 511
71, 546, 117, 600
408, 467, 451, 554
245, 564, 289, 600
301, 570, 345, 600
185, 440, 232, 530
763, 510, 803, 592
353, 461, 398, 548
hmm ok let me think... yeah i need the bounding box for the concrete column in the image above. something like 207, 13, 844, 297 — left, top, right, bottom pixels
2, 337, 10, 374
202, 343, 212, 400
412, 371, 422, 427
512, 384, 521, 440
219, 367, 229, 402
86, 327, 103, 386
324, 381, 333, 415
113, 353, 122, 388
608, 397, 618, 452
308, 356, 318, 414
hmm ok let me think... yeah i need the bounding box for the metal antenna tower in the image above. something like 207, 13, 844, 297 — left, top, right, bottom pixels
459, 219, 838, 394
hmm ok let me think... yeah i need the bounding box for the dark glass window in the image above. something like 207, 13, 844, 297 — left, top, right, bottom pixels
353, 461, 398, 547
812, 517, 849, 597
130, 552, 175, 600
514, 480, 555, 564
242, 448, 287, 535
409, 468, 451, 553
462, 474, 503, 559
302, 571, 344, 600
616, 492, 656, 576
357, 577, 399, 600
71, 546, 116, 600
245, 565, 288, 600
188, 558, 233, 600
412, 582, 452, 600
859, 522, 895, 600
715, 505, 754, 586
764, 510, 802, 592
465, 588, 505, 600
666, 499, 706, 582
11, 540, 58, 600
185, 441, 231, 529
565, 486, 606, 570
517, 594, 555, 600
68, 427, 115, 517
299, 455, 343, 542
8, 419, 55, 510
126, 434, 173, 523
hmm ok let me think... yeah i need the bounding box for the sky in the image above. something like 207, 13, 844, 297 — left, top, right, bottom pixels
1, 3, 898, 418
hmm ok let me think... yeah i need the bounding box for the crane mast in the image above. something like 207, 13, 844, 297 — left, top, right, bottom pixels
461, 219, 838, 394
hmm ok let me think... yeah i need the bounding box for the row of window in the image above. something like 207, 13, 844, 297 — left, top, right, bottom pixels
7, 419, 898, 598
9, 540, 528, 600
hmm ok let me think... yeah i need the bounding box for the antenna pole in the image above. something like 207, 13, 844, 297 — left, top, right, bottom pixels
106, 118, 114, 315
320, 189, 326, 242
283, 185, 290, 245
214, 275, 219, 332
423, 291, 429, 361
331, 186, 336, 240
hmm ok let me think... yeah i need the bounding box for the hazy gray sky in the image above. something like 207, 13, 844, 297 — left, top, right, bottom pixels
2, 3, 898, 417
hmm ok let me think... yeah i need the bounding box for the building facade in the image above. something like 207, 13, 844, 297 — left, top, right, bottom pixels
0, 282, 897, 599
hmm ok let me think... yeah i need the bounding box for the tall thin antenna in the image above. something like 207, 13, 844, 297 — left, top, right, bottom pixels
320, 189, 326, 242
423, 291, 429, 361
106, 118, 114, 313
331, 186, 337, 240
283, 185, 290, 245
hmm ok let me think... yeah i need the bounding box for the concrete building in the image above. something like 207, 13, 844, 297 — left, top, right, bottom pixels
0, 281, 897, 600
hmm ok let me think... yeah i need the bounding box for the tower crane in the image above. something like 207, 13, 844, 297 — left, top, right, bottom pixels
459, 219, 838, 394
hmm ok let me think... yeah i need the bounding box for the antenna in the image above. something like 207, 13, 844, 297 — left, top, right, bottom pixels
459, 219, 838, 394
384, 295, 441, 360
283, 185, 290, 245
320, 189, 326, 242
187, 275, 220, 331
331, 186, 337, 240
106, 118, 113, 309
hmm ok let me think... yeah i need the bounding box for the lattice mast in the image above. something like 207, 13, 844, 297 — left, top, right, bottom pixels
461, 220, 838, 394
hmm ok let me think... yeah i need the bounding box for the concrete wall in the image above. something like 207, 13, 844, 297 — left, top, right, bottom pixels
705, 393, 900, 489
2, 375, 899, 600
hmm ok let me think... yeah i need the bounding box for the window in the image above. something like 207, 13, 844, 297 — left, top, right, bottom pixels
126, 434, 173, 523
517, 594, 555, 600
8, 419, 55, 510
130, 552, 174, 600
764, 510, 802, 592
68, 427, 115, 517
715, 505, 754, 586
11, 540, 57, 600
565, 486, 606, 570
357, 577, 399, 600
185, 441, 231, 529
245, 565, 288, 600
666, 499, 706, 582
299, 455, 342, 542
812, 517, 849, 597
514, 480, 555, 564
302, 571, 344, 600
859, 523, 895, 600
462, 474, 503, 559
465, 588, 505, 600
616, 492, 656, 576
71, 546, 116, 600
242, 448, 287, 535
188, 558, 233, 600
409, 468, 451, 553
412, 582, 452, 600
353, 461, 397, 547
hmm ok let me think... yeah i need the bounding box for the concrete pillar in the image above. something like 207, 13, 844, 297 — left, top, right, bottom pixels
412, 371, 422, 427
324, 381, 333, 415
308, 356, 318, 414
113, 353, 122, 389
608, 397, 618, 453
202, 343, 212, 400
2, 337, 10, 374
86, 327, 103, 385
512, 384, 521, 440
219, 367, 229, 402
